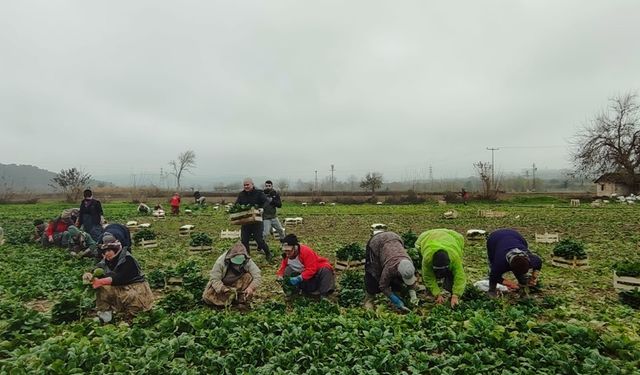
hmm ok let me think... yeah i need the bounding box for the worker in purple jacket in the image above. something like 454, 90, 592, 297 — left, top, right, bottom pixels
486, 229, 542, 295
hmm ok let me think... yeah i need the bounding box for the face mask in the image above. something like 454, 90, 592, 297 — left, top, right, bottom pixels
230, 255, 246, 265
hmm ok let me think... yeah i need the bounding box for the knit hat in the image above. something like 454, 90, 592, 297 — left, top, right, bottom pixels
101, 232, 117, 245
507, 249, 530, 275
398, 259, 417, 286
432, 250, 451, 278
282, 234, 299, 246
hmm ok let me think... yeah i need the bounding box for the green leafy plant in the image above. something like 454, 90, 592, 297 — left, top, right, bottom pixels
406, 247, 422, 273
401, 230, 418, 249
619, 288, 640, 309
189, 233, 212, 247
335, 243, 365, 261
338, 270, 365, 307
228, 203, 256, 214
613, 261, 640, 277
133, 229, 156, 243
553, 239, 588, 259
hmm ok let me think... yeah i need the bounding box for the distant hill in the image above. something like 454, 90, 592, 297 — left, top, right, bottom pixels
0, 164, 58, 193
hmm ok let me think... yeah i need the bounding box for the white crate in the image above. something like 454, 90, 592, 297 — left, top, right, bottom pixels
478, 210, 507, 218
570, 199, 580, 207
220, 229, 241, 239
613, 271, 640, 291
443, 210, 458, 219
535, 232, 559, 244
179, 224, 195, 236
284, 217, 304, 225
138, 223, 151, 229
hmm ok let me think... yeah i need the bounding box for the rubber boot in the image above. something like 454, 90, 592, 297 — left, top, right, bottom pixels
364, 293, 375, 310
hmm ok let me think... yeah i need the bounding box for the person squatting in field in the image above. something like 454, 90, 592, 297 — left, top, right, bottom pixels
364, 231, 418, 313
486, 228, 543, 296
202, 242, 262, 307
261, 180, 286, 242
63, 225, 98, 258
85, 236, 154, 323
276, 234, 336, 297
235, 178, 273, 261
416, 229, 467, 308
42, 208, 78, 248
76, 189, 104, 242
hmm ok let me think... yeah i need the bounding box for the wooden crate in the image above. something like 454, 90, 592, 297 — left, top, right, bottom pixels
570, 199, 580, 207
137, 239, 158, 249
535, 233, 560, 244
284, 217, 303, 225
138, 223, 151, 229
179, 224, 195, 236
185, 209, 193, 215
335, 259, 365, 271
229, 208, 263, 225
189, 245, 213, 252
478, 210, 507, 218
220, 229, 241, 239
443, 210, 458, 219
466, 229, 486, 241
551, 256, 589, 269
126, 221, 138, 231
613, 271, 640, 291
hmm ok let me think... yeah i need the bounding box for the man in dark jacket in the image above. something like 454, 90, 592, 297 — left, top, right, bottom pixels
77, 189, 104, 242
486, 228, 542, 296
364, 231, 418, 312
262, 180, 285, 241
235, 178, 272, 261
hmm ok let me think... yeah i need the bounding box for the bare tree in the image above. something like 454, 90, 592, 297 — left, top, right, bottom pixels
49, 168, 92, 202
473, 161, 494, 198
169, 150, 196, 190
572, 93, 640, 186
360, 172, 383, 195
275, 179, 290, 195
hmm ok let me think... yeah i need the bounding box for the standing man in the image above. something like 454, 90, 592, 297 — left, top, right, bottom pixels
364, 231, 418, 312
486, 228, 542, 296
416, 229, 467, 308
77, 189, 104, 242
262, 180, 285, 242
170, 192, 181, 215
236, 178, 273, 261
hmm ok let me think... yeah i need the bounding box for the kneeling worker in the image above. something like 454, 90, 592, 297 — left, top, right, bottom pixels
85, 236, 154, 322
364, 231, 418, 312
202, 242, 261, 307
416, 229, 467, 308
276, 234, 335, 297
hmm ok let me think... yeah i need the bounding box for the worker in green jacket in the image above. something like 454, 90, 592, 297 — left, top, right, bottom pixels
416, 229, 466, 308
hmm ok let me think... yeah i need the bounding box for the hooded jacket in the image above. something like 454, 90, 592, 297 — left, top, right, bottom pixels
365, 232, 411, 297
416, 229, 467, 297
277, 244, 333, 281
97, 248, 145, 286
208, 243, 262, 293
64, 226, 97, 251
486, 229, 542, 287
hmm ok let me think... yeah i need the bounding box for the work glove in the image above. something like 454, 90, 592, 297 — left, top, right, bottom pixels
408, 289, 419, 306
92, 277, 112, 289
389, 293, 410, 312
288, 275, 303, 286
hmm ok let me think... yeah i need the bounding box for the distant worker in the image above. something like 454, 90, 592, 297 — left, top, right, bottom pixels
235, 178, 272, 261
194, 191, 206, 205
77, 189, 104, 242
202, 242, 262, 308
170, 192, 181, 215
460, 188, 469, 205
262, 180, 285, 242
85, 236, 154, 322
486, 228, 542, 296
276, 234, 335, 298
364, 231, 418, 313
416, 229, 467, 308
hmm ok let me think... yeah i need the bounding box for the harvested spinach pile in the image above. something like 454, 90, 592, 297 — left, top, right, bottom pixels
133, 229, 156, 243
189, 233, 212, 247
228, 203, 256, 214
613, 261, 640, 277
335, 243, 365, 261
553, 239, 587, 259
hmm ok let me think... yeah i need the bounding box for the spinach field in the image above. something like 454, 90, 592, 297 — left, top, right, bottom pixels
1, 200, 639, 374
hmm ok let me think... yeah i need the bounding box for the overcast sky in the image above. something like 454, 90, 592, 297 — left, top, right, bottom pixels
1, 1, 639, 186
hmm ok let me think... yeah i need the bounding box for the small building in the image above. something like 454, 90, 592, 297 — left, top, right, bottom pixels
594, 173, 638, 197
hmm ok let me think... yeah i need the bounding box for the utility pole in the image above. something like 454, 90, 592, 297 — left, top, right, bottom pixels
314, 170, 318, 193
532, 163, 537, 191
330, 164, 335, 191
486, 147, 499, 190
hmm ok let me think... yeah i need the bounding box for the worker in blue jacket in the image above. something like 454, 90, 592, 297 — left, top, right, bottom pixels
486, 228, 542, 295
